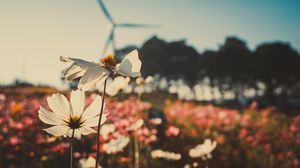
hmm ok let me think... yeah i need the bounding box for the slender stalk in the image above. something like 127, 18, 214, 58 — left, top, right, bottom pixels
134, 138, 140, 168
95, 77, 109, 168
129, 137, 133, 168
70, 129, 75, 168
205, 159, 209, 168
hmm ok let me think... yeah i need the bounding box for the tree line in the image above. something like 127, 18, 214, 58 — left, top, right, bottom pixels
122, 36, 300, 106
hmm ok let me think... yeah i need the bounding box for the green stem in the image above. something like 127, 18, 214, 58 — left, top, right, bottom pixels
134, 138, 140, 168
205, 159, 209, 168
129, 137, 133, 168
70, 129, 75, 168
95, 77, 109, 168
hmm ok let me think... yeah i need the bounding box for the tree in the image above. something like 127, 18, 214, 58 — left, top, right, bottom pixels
139, 36, 200, 84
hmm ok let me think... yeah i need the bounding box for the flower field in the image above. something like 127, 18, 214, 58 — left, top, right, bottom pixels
0, 88, 299, 168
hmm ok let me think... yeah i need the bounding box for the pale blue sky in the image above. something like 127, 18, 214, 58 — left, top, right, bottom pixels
0, 0, 299, 87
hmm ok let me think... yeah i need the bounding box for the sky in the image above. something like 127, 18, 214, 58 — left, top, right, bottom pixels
0, 0, 300, 88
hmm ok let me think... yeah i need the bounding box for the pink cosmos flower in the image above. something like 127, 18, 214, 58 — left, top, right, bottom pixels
166, 126, 180, 137
9, 136, 19, 145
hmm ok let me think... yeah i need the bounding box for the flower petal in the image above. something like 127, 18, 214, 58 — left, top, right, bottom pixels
47, 93, 70, 118
38, 106, 65, 125
84, 114, 107, 127
74, 129, 82, 139
60, 56, 96, 81
116, 50, 141, 78
60, 56, 95, 69
63, 64, 87, 80
78, 126, 97, 135
70, 90, 85, 117
81, 95, 102, 120
78, 65, 109, 91
44, 125, 69, 137
64, 129, 73, 137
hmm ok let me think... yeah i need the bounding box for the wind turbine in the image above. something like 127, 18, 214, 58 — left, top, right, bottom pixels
96, 0, 159, 56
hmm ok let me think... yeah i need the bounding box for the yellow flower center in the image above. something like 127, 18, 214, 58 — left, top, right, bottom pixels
100, 54, 117, 70
65, 115, 84, 129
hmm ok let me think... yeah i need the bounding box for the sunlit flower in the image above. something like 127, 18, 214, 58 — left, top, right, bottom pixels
8, 136, 19, 145
151, 149, 182, 161
103, 134, 130, 154
158, 77, 168, 90
134, 76, 155, 95
61, 50, 141, 91
165, 126, 180, 137
149, 118, 163, 125
105, 76, 130, 96
127, 119, 144, 131
38, 90, 107, 139
79, 156, 101, 168
189, 139, 217, 160
100, 123, 116, 140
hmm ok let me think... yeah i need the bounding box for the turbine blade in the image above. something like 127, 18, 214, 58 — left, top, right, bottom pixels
116, 23, 160, 28
111, 31, 116, 55
96, 0, 114, 24
102, 30, 113, 56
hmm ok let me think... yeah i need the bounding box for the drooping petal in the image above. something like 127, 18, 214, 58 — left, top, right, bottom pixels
63, 64, 87, 80
70, 90, 85, 117
115, 50, 141, 78
38, 106, 65, 125
47, 93, 70, 118
60, 56, 95, 69
60, 56, 96, 81
81, 95, 102, 120
84, 114, 107, 127
78, 65, 109, 91
44, 125, 69, 137
78, 126, 97, 135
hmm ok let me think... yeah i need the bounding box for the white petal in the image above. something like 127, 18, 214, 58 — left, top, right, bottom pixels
60, 56, 95, 68
81, 95, 102, 120
70, 90, 85, 117
116, 50, 141, 78
38, 106, 65, 125
145, 76, 154, 83
106, 86, 119, 96
84, 114, 107, 127
44, 125, 69, 137
60, 57, 96, 81
63, 64, 87, 80
78, 126, 97, 135
65, 129, 73, 137
78, 65, 108, 91
74, 129, 82, 139
47, 93, 70, 118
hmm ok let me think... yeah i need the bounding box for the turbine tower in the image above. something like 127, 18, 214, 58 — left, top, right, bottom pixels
96, 0, 159, 56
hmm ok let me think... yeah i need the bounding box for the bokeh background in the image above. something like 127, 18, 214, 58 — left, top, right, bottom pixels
1, 0, 300, 168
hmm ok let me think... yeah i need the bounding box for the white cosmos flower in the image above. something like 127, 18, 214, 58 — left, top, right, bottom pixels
127, 119, 144, 131
149, 118, 162, 125
103, 134, 130, 154
177, 84, 195, 101
60, 50, 141, 91
188, 139, 217, 160
151, 149, 182, 161
100, 123, 116, 140
134, 76, 155, 95
105, 76, 130, 96
158, 77, 168, 90
38, 90, 108, 139
79, 157, 101, 168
